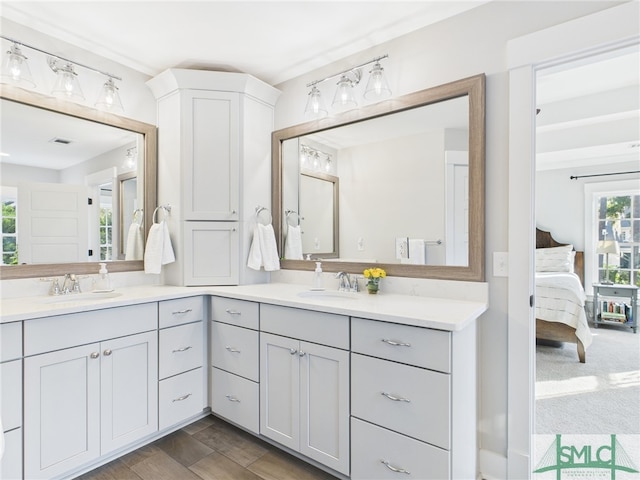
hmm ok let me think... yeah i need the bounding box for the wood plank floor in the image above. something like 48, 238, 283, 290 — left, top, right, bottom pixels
76, 415, 338, 480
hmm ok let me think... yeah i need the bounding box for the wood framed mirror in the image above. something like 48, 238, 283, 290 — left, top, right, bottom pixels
0, 84, 157, 280
272, 74, 485, 281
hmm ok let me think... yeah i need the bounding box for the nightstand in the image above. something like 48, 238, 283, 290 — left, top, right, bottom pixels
592, 283, 638, 333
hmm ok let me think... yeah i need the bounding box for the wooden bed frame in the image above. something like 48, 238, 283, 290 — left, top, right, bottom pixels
536, 228, 586, 363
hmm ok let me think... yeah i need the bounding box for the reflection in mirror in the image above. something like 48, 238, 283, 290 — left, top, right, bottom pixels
0, 85, 157, 279
273, 74, 485, 281
299, 171, 339, 258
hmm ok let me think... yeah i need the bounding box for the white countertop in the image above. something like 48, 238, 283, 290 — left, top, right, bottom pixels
1, 283, 487, 331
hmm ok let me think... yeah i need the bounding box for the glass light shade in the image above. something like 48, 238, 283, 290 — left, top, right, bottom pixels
95, 78, 124, 113
304, 85, 328, 119
51, 62, 85, 101
332, 75, 357, 110
1, 44, 36, 88
363, 62, 391, 100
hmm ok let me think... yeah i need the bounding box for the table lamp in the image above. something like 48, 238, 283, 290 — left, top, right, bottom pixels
596, 238, 620, 284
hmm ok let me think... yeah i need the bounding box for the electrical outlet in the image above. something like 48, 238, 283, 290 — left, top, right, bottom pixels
357, 237, 365, 251
395, 237, 408, 259
314, 237, 320, 250
493, 252, 509, 277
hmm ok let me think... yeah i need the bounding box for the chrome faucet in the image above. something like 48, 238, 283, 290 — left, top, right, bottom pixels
61, 274, 82, 294
335, 272, 351, 292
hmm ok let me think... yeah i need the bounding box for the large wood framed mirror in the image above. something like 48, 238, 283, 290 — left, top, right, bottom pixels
0, 85, 157, 280
272, 74, 485, 281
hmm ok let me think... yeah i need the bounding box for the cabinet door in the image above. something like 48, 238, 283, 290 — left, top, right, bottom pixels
299, 342, 350, 476
260, 333, 299, 451
183, 90, 239, 220
100, 331, 158, 454
184, 221, 239, 285
24, 343, 101, 479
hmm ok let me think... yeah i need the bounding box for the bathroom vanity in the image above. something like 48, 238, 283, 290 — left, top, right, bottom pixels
1, 282, 485, 480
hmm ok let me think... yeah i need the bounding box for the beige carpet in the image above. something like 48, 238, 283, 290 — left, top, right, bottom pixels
535, 321, 640, 435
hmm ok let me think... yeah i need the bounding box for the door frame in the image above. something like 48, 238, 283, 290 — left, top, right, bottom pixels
506, 3, 639, 477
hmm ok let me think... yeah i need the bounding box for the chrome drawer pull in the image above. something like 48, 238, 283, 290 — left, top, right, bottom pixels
298, 350, 306, 357
103, 349, 112, 356
289, 348, 298, 355
381, 339, 411, 347
172, 308, 192, 315
381, 392, 411, 403
225, 395, 241, 402
90, 352, 100, 359
225, 309, 241, 315
172, 346, 193, 353
225, 346, 241, 353
172, 393, 192, 402
381, 460, 410, 475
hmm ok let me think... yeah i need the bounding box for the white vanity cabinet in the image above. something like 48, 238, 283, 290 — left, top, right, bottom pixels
259, 304, 350, 476
1, 322, 23, 480
23, 303, 158, 480
210, 297, 260, 433
350, 317, 477, 480
158, 296, 206, 430
147, 69, 280, 286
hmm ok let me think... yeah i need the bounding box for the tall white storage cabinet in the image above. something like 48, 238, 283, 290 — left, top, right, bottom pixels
147, 69, 280, 286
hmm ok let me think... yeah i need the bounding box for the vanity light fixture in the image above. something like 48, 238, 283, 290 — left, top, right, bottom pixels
0, 35, 124, 111
1, 42, 36, 88
300, 144, 332, 173
123, 147, 138, 170
304, 54, 390, 119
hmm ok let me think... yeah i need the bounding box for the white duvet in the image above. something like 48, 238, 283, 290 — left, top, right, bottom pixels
535, 272, 592, 349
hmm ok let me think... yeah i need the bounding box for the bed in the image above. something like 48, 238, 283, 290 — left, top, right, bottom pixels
535, 228, 592, 363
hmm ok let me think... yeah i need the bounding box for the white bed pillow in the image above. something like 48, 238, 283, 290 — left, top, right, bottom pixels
535, 245, 575, 273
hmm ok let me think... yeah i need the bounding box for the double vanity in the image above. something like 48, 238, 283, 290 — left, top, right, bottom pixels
0, 283, 486, 480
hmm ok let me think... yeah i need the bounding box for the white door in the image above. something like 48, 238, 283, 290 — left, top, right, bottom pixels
24, 343, 101, 479
17, 182, 89, 264
445, 151, 469, 266
100, 331, 158, 454
260, 333, 299, 451
299, 341, 350, 475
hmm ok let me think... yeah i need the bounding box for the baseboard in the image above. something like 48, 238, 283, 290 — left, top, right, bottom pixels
479, 448, 508, 480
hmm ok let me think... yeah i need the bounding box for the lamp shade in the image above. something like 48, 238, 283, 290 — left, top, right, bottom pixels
1, 43, 36, 88
95, 78, 124, 113
51, 62, 85, 101
363, 61, 391, 100
596, 239, 620, 255
304, 85, 328, 119
332, 75, 357, 110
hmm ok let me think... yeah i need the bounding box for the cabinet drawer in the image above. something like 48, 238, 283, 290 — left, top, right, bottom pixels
24, 302, 158, 356
211, 367, 259, 434
351, 353, 450, 450
211, 297, 259, 330
260, 304, 349, 349
211, 321, 259, 381
0, 427, 22, 480
159, 368, 205, 431
351, 418, 449, 480
159, 322, 204, 380
352, 317, 451, 373
159, 296, 204, 328
1, 322, 22, 361
0, 359, 22, 431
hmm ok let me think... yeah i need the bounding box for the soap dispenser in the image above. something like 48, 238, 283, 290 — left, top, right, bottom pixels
95, 263, 112, 292
313, 262, 324, 290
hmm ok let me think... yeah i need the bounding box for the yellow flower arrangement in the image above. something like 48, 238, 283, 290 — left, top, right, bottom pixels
363, 267, 386, 294
363, 267, 386, 279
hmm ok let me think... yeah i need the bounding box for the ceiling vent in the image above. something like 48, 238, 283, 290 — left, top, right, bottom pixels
48, 137, 73, 145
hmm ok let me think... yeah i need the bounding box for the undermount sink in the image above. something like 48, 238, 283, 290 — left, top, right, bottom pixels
37, 291, 123, 304
296, 290, 359, 300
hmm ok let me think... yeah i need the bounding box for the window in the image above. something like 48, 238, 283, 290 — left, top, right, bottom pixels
1, 188, 18, 265
595, 193, 639, 286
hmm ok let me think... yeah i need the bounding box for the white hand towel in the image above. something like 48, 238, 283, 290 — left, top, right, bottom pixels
161, 220, 175, 265
284, 225, 303, 260
247, 225, 262, 271
258, 223, 280, 271
144, 223, 164, 274
125, 222, 144, 261
408, 238, 426, 265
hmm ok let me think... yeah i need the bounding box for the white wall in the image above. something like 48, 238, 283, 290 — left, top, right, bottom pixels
273, 0, 622, 471
0, 163, 59, 185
